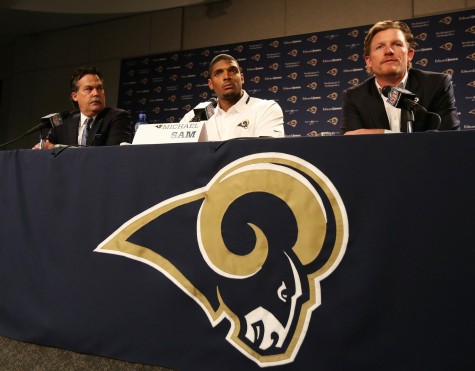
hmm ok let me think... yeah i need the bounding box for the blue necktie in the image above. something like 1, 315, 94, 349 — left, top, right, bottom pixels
81, 117, 93, 146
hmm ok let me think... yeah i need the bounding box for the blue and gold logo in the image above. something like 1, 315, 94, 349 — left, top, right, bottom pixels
96, 153, 348, 367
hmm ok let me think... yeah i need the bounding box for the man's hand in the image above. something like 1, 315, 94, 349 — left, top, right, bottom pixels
32, 140, 55, 150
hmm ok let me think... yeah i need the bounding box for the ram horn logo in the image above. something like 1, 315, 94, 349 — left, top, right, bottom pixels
307, 106, 318, 114
268, 86, 279, 93
237, 120, 249, 128
183, 104, 191, 112
126, 69, 135, 77
470, 109, 475, 115
466, 26, 475, 35
153, 86, 162, 94
141, 57, 149, 65
288, 49, 298, 57
269, 40, 279, 48
170, 54, 179, 61
168, 95, 176, 102
348, 78, 359, 86
125, 89, 133, 97
467, 53, 475, 61
307, 82, 318, 90
467, 81, 475, 88
415, 32, 428, 41
327, 44, 338, 52
416, 58, 429, 67
327, 68, 338, 76
235, 45, 244, 52
287, 96, 298, 104
252, 53, 262, 61
269, 63, 279, 70
169, 74, 178, 81
138, 98, 147, 105
95, 153, 348, 367
185, 62, 194, 69
347, 30, 359, 38
443, 69, 454, 75
152, 107, 161, 114
327, 92, 338, 100
155, 66, 163, 73
307, 130, 318, 136
200, 71, 209, 78
250, 76, 261, 84
199, 92, 208, 100
184, 83, 193, 90
166, 116, 175, 122
307, 58, 318, 67
288, 72, 298, 80
307, 35, 318, 43
286, 119, 297, 127
440, 42, 453, 51
327, 117, 339, 125
201, 49, 210, 57
439, 16, 452, 25
348, 54, 359, 62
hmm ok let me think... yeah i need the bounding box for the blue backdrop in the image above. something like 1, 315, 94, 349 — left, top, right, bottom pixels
118, 9, 475, 135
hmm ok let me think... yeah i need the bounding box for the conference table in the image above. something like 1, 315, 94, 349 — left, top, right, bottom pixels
0, 131, 474, 370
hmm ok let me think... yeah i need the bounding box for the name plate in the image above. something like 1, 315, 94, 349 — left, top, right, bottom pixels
132, 122, 207, 144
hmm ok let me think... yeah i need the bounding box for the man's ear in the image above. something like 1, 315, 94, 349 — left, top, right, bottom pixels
208, 79, 214, 91
71, 91, 78, 102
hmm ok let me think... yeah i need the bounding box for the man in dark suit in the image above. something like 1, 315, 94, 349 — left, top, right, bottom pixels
341, 20, 460, 135
33, 67, 131, 148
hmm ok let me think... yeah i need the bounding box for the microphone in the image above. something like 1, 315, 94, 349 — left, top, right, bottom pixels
381, 86, 420, 110
382, 86, 442, 130
25, 111, 70, 135
190, 98, 218, 122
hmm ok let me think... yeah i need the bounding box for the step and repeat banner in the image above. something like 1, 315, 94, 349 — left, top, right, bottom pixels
118, 9, 475, 136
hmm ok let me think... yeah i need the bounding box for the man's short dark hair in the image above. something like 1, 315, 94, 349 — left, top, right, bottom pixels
208, 54, 241, 76
70, 67, 104, 93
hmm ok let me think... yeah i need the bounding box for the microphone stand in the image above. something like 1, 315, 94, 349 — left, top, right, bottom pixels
406, 109, 414, 133
38, 132, 44, 149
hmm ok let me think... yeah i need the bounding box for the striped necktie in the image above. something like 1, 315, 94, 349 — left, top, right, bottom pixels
80, 117, 93, 146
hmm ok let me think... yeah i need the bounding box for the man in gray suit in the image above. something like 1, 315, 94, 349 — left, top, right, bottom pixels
33, 67, 131, 148
341, 20, 460, 134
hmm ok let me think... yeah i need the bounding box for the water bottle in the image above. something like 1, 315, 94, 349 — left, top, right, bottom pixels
134, 113, 147, 133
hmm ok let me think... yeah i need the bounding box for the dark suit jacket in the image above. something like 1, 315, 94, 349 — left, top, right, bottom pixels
46, 107, 132, 146
341, 69, 460, 133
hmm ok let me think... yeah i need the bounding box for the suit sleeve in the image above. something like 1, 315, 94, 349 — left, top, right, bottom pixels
341, 89, 365, 134
104, 109, 132, 145
429, 74, 460, 131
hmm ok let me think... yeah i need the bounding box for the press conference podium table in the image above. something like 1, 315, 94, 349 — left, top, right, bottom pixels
0, 131, 474, 370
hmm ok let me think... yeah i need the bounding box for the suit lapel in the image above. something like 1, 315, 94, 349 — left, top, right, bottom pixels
367, 81, 390, 130
88, 108, 107, 146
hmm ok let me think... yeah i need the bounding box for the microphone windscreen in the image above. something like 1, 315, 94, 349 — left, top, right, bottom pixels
382, 85, 392, 97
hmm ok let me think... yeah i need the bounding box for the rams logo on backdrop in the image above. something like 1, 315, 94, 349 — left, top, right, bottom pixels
440, 42, 453, 51
466, 26, 475, 34
96, 153, 348, 367
439, 16, 452, 25
416, 58, 429, 67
